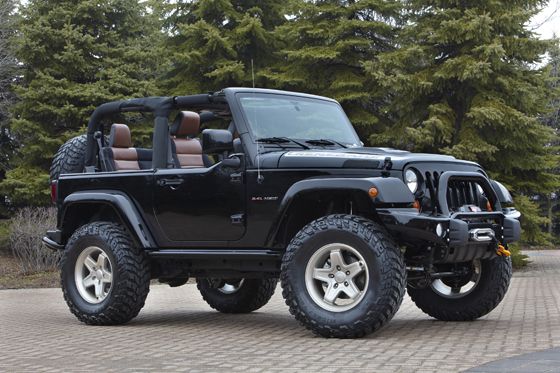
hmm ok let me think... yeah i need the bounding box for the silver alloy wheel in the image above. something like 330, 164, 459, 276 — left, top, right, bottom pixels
431, 260, 482, 299
74, 246, 113, 304
304, 243, 369, 312
217, 279, 245, 294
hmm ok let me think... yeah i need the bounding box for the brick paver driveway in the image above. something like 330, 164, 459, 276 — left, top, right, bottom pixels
1, 250, 559, 373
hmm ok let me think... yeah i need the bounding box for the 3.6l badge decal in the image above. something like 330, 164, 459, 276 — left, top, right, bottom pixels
251, 196, 279, 201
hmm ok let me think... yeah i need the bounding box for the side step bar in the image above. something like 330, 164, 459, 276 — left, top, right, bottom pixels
147, 249, 282, 259
147, 249, 283, 274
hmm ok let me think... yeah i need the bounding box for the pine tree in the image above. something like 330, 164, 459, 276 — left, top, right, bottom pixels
1, 0, 162, 205
163, 0, 285, 95
367, 0, 559, 244
266, 0, 400, 138
541, 38, 560, 239
0, 0, 18, 181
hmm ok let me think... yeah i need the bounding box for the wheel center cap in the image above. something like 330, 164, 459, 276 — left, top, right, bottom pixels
95, 270, 103, 280
334, 271, 346, 283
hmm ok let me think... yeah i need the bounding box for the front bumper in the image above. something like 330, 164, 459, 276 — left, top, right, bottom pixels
377, 208, 520, 262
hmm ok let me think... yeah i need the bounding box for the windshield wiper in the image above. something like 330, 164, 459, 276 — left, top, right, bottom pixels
256, 137, 310, 149
305, 139, 347, 148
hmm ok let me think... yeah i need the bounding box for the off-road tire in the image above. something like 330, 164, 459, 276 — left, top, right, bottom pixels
50, 135, 88, 181
407, 256, 512, 321
196, 278, 277, 313
281, 214, 406, 338
61, 221, 150, 325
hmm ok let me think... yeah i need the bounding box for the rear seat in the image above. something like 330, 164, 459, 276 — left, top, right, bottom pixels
170, 111, 211, 168
101, 123, 152, 171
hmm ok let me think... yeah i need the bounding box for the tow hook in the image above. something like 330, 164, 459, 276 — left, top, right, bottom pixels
496, 244, 511, 257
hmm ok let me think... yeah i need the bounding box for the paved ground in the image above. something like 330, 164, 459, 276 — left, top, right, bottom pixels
1, 250, 559, 373
465, 347, 560, 373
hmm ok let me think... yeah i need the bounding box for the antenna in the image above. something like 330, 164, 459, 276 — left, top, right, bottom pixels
251, 59, 256, 88
251, 58, 264, 183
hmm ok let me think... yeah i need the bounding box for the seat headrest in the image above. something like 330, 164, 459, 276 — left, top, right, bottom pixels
108, 123, 132, 148
171, 111, 200, 137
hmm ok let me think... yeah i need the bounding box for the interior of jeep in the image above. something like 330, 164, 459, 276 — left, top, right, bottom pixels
99, 110, 233, 172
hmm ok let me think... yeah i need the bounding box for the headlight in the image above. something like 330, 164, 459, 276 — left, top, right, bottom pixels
405, 169, 419, 193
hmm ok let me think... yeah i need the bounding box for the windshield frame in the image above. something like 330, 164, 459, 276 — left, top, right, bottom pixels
235, 92, 361, 147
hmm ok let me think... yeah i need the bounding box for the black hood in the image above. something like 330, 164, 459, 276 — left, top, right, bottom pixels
258, 146, 480, 170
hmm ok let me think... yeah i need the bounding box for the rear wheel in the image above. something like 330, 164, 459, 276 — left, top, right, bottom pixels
61, 221, 150, 325
281, 214, 406, 338
196, 278, 277, 313
407, 256, 512, 321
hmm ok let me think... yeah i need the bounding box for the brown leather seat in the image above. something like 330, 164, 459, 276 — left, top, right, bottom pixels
170, 111, 206, 168
102, 124, 141, 171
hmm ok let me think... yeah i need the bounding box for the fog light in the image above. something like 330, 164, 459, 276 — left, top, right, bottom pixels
436, 223, 444, 237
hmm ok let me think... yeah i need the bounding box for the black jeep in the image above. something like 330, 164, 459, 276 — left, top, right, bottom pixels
44, 88, 520, 338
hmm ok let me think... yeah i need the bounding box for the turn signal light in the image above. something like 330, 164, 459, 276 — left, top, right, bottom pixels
486, 201, 492, 212
413, 200, 421, 210
368, 187, 378, 198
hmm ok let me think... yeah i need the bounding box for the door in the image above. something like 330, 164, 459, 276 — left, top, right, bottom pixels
152, 164, 246, 244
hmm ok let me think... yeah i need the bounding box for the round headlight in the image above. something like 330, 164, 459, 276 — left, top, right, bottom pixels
405, 169, 418, 193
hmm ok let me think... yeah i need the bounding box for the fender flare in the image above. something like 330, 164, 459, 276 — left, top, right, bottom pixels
266, 177, 414, 246
61, 191, 156, 248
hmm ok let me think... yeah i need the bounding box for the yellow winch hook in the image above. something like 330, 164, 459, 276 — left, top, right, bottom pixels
497, 244, 511, 257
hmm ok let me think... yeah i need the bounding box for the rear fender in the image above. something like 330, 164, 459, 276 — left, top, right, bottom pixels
60, 191, 156, 248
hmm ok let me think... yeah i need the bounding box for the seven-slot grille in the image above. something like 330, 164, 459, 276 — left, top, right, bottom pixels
424, 171, 486, 213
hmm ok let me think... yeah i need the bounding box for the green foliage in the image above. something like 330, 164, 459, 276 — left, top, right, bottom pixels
163, 0, 285, 94
515, 194, 552, 245
1, 167, 50, 206
509, 243, 530, 269
542, 39, 560, 131
0, 0, 19, 198
367, 0, 559, 244
266, 0, 400, 138
0, 0, 163, 206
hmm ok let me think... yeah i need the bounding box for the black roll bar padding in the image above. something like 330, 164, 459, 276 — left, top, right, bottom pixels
152, 116, 170, 169
436, 172, 501, 216
173, 94, 212, 107
84, 97, 175, 168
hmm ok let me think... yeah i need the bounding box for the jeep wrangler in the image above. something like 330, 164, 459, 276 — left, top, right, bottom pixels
44, 88, 521, 338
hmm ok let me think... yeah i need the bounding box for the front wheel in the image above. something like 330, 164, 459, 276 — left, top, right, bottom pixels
281, 214, 406, 338
196, 278, 277, 313
407, 256, 512, 321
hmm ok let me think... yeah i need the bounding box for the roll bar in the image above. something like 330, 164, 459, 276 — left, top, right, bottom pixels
84, 94, 219, 169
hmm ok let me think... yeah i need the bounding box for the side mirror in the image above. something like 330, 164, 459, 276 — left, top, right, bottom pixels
202, 129, 233, 154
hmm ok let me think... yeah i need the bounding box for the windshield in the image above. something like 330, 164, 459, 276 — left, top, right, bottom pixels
238, 93, 360, 146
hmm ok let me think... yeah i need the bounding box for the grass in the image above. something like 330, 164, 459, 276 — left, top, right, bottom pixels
0, 252, 60, 289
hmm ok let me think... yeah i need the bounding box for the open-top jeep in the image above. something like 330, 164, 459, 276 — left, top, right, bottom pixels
44, 88, 520, 338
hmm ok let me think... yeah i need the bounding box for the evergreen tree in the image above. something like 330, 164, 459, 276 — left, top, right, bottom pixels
0, 0, 18, 182
164, 0, 285, 94
1, 0, 162, 205
368, 0, 559, 244
266, 0, 401, 138
541, 38, 560, 239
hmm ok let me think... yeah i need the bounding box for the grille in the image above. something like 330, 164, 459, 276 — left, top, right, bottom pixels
424, 171, 486, 213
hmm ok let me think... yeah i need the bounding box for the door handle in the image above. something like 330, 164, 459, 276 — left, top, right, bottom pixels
157, 178, 184, 187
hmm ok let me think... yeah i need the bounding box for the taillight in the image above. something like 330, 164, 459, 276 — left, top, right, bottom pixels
50, 181, 57, 204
